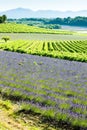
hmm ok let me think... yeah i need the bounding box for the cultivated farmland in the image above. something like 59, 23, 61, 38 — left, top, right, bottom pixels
0, 40, 87, 62
0, 23, 74, 34
0, 51, 87, 129
0, 22, 87, 129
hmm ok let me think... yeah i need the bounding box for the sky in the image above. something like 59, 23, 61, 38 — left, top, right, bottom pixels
0, 0, 87, 11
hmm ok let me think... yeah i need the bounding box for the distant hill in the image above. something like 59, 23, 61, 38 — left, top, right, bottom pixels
0, 8, 87, 18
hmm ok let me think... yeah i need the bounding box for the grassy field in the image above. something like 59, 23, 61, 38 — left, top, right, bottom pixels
0, 40, 87, 62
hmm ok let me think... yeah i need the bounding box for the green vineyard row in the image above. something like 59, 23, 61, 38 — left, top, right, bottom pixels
0, 40, 87, 62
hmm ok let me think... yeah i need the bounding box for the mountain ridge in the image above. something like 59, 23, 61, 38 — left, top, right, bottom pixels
0, 8, 87, 18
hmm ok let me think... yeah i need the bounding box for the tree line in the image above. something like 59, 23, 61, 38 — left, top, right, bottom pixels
45, 17, 87, 26
8, 16, 87, 27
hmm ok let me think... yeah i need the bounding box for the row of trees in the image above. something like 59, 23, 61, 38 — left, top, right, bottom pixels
0, 15, 7, 23
5, 15, 87, 27
44, 17, 87, 26
10, 17, 87, 27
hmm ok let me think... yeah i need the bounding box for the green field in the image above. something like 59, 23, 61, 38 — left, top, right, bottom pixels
0, 40, 87, 62
0, 23, 86, 41
0, 23, 74, 34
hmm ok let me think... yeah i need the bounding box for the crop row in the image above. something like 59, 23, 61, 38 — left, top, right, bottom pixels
0, 50, 87, 129
0, 40, 87, 62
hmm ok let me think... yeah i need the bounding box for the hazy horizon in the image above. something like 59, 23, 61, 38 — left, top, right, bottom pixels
0, 7, 87, 12
0, 0, 87, 12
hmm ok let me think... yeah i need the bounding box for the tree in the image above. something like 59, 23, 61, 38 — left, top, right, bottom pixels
2, 36, 10, 42
2, 15, 7, 23
0, 16, 3, 23
0, 15, 7, 23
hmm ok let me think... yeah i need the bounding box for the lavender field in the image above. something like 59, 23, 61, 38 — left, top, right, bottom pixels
0, 50, 87, 129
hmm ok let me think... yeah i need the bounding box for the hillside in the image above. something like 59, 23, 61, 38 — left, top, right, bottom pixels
0, 23, 73, 34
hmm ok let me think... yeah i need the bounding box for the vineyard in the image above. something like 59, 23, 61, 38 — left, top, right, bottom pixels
0, 40, 87, 62
0, 23, 74, 34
